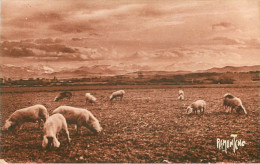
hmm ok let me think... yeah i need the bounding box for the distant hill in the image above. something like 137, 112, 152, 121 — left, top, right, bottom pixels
49, 65, 125, 78
0, 64, 54, 79
125, 70, 191, 78
197, 65, 260, 73
1, 64, 259, 80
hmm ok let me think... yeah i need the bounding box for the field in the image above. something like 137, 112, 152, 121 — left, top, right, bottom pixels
0, 85, 259, 163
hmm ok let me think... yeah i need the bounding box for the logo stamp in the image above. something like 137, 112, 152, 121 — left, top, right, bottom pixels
217, 134, 246, 153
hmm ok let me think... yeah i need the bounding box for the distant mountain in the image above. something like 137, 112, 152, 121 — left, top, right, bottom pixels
197, 65, 260, 73
125, 70, 191, 78
1, 64, 259, 79
0, 64, 54, 79
110, 64, 151, 72
126, 51, 149, 60
49, 64, 154, 78
49, 65, 127, 78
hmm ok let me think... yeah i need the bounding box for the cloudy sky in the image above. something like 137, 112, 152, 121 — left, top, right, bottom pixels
1, 0, 260, 72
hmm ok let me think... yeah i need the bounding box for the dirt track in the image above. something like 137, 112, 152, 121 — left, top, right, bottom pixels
0, 87, 259, 163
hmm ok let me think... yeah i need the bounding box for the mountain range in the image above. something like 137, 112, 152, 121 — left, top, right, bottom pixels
197, 65, 260, 73
0, 64, 259, 80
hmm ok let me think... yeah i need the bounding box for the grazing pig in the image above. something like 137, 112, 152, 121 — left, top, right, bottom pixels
187, 100, 206, 115
52, 106, 103, 135
2, 104, 49, 132
42, 113, 71, 149
110, 90, 125, 101
54, 91, 72, 102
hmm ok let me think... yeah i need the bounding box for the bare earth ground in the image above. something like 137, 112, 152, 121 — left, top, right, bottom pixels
0, 86, 259, 163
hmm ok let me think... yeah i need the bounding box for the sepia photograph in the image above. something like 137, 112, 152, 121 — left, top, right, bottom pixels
0, 0, 259, 163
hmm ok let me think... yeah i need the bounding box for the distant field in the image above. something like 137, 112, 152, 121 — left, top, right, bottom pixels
1, 83, 259, 93
0, 86, 259, 163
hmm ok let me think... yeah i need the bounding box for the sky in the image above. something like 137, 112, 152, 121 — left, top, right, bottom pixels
1, 0, 260, 72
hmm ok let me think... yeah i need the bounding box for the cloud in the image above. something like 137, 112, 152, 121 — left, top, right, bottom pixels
212, 22, 235, 31
28, 48, 104, 62
211, 37, 245, 45
138, 1, 206, 17
34, 38, 63, 44
210, 36, 260, 49
124, 51, 151, 61
138, 7, 168, 17
72, 4, 144, 21
7, 12, 64, 29
152, 50, 180, 60
2, 40, 76, 53
79, 48, 104, 60
40, 4, 144, 34
1, 47, 35, 58
71, 38, 85, 41
28, 12, 64, 23
1, 40, 76, 60
121, 49, 187, 63
1, 0, 259, 72
0, 39, 112, 62
38, 44, 76, 53
4, 2, 199, 36
49, 21, 94, 33
244, 38, 260, 49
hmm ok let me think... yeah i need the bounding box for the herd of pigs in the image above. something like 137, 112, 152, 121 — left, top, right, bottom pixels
1, 89, 247, 150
